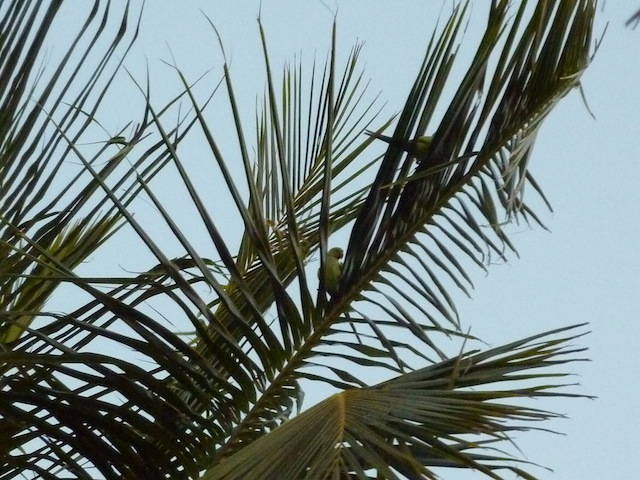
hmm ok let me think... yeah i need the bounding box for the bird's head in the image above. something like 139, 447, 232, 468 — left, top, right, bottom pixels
327, 247, 344, 259
411, 136, 433, 158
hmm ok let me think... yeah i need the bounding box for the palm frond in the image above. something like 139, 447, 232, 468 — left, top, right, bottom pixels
322, 0, 595, 369
0, 215, 121, 343
0, 7, 388, 477
203, 325, 591, 480
214, 0, 595, 469
0, 1, 144, 345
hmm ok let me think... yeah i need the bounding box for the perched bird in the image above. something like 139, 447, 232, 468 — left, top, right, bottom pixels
366, 131, 432, 159
319, 247, 343, 296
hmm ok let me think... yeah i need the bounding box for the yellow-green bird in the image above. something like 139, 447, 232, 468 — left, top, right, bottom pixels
319, 247, 343, 296
366, 131, 432, 159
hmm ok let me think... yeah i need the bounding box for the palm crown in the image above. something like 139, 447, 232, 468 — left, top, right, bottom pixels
0, 1, 595, 479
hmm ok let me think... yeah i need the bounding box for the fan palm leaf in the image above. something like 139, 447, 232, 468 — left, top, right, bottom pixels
205, 325, 589, 480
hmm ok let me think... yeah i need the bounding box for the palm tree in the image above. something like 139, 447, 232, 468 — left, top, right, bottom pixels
0, 1, 595, 479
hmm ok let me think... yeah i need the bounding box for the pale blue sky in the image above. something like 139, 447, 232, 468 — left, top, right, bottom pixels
48, 1, 640, 478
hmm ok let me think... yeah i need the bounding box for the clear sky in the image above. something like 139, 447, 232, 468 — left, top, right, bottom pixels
49, 1, 640, 478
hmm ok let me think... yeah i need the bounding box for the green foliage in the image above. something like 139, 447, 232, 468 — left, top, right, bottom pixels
0, 1, 596, 479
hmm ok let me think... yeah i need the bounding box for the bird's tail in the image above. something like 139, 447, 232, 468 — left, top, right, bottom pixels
365, 130, 404, 147
365, 130, 396, 144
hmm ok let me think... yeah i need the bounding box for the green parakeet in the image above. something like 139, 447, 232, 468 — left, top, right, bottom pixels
319, 247, 343, 296
366, 131, 432, 159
